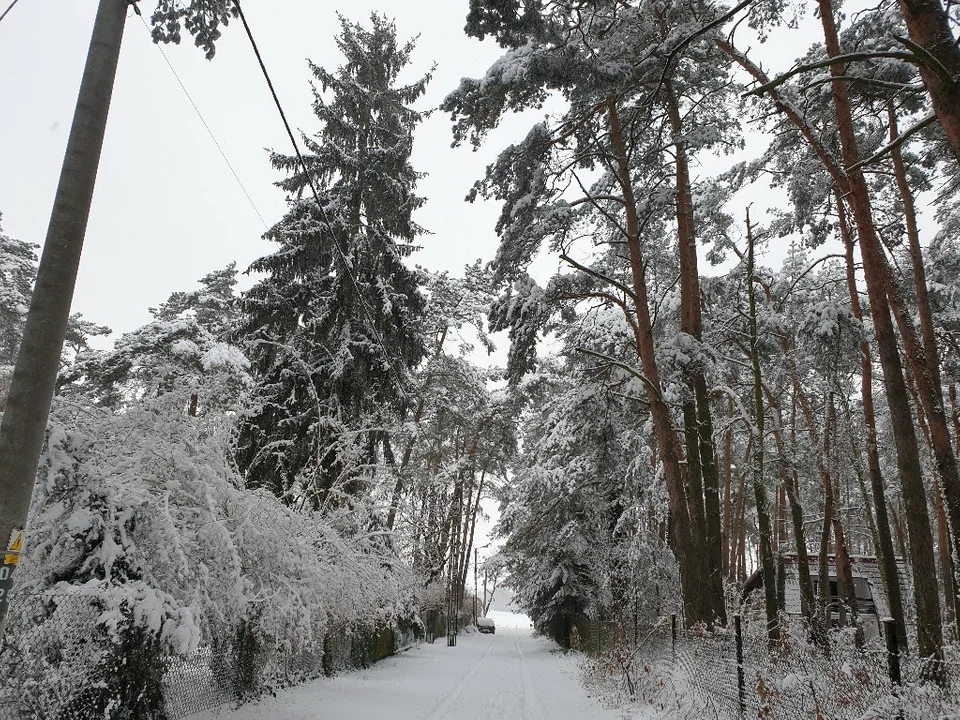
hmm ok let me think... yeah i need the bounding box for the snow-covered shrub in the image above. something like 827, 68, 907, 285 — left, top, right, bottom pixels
8, 391, 418, 713
580, 630, 697, 718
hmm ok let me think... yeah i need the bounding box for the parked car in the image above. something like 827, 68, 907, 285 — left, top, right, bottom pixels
476, 616, 495, 634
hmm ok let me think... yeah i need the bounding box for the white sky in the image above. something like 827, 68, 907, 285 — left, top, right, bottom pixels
0, 0, 546, 343
0, 1, 875, 346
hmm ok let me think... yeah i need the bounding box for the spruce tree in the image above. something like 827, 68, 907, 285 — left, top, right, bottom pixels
236, 14, 430, 509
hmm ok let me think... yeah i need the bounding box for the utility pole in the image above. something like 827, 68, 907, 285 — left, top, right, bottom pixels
0, 0, 127, 635
474, 547, 478, 623
483, 567, 488, 616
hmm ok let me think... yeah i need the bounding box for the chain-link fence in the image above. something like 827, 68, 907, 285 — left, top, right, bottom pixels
579, 615, 960, 718
0, 592, 421, 720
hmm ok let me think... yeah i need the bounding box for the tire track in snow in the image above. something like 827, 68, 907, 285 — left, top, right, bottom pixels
517, 636, 546, 720
420, 637, 498, 720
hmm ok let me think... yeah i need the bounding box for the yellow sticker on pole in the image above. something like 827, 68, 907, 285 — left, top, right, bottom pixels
4, 530, 23, 565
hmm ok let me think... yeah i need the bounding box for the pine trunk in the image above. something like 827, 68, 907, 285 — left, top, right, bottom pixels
665, 81, 725, 627
895, 0, 960, 166
827, 388, 861, 641
769, 395, 824, 645
817, 0, 944, 676
888, 104, 960, 618
839, 195, 909, 649
747, 212, 779, 642
606, 99, 706, 626
723, 398, 734, 579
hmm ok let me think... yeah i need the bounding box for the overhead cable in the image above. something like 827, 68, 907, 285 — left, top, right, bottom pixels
232, 0, 412, 398
0, 0, 22, 26
139, 14, 268, 229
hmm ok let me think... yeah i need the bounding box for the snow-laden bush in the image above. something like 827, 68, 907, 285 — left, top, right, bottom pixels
8, 392, 417, 711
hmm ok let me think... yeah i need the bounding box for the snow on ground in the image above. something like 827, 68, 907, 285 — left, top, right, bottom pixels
187, 613, 657, 719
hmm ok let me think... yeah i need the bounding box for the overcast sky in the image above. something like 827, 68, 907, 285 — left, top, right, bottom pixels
0, 0, 551, 344
0, 1, 848, 348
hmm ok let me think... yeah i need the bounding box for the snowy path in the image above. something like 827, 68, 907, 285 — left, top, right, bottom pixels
188, 613, 647, 719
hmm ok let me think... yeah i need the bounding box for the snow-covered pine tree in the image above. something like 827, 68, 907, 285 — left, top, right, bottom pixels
497, 344, 674, 646
444, 0, 742, 628
0, 216, 38, 370
61, 263, 248, 413
0, 214, 112, 407
236, 14, 430, 509
151, 262, 241, 340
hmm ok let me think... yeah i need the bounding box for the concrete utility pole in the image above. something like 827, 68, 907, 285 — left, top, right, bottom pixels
0, 0, 127, 635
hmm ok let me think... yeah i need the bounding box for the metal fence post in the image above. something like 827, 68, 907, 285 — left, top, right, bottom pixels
671, 613, 677, 658
884, 619, 904, 720
735, 614, 746, 717
884, 619, 901, 685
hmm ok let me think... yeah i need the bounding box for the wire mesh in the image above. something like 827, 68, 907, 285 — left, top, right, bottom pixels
580, 614, 960, 719
161, 645, 237, 719
0, 592, 418, 720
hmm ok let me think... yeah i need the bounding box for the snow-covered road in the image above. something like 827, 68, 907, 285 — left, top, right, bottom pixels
188, 612, 648, 719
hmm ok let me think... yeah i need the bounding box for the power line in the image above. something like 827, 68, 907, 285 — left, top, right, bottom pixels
0, 0, 21, 25
138, 15, 268, 230
232, 0, 411, 398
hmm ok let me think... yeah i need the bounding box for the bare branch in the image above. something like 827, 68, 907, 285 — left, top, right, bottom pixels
774, 253, 849, 312
744, 51, 925, 97
574, 346, 663, 400
717, 39, 847, 187
560, 253, 640, 303
799, 74, 925, 94
891, 34, 956, 85
846, 112, 937, 172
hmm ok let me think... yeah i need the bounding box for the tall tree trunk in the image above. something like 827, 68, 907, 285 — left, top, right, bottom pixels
723, 398, 734, 579
887, 104, 960, 619
839, 195, 909, 649
889, 103, 942, 408
934, 482, 957, 629
907, 367, 960, 630
794, 380, 861, 636
895, 0, 960, 167
746, 212, 779, 642
892, 502, 911, 561
776, 485, 787, 553
826, 388, 861, 641
767, 386, 824, 646
606, 99, 707, 626
460, 469, 485, 599
738, 523, 747, 581
665, 81, 726, 627
819, 457, 835, 632
817, 0, 944, 675
729, 438, 751, 583
723, 36, 950, 660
